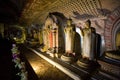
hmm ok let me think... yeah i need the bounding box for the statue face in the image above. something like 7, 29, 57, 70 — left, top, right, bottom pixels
67, 19, 72, 26
85, 21, 90, 28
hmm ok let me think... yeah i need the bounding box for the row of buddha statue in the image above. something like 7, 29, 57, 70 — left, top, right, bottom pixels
61, 19, 99, 68
40, 15, 100, 68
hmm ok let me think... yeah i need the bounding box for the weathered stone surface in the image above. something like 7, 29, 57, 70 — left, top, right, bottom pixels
98, 59, 120, 78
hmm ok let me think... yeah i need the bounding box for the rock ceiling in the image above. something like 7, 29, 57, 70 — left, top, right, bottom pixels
0, 0, 120, 25
19, 0, 120, 25
0, 0, 25, 23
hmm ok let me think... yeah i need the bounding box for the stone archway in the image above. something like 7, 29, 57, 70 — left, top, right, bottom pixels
41, 16, 54, 52
112, 19, 120, 50
41, 13, 66, 54
116, 31, 120, 49
104, 6, 120, 51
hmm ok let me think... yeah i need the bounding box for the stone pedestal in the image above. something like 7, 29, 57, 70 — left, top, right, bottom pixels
77, 57, 99, 69
105, 50, 120, 60
98, 57, 120, 79
61, 53, 75, 62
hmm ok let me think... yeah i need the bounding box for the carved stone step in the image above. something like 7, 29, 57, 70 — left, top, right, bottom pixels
98, 58, 120, 79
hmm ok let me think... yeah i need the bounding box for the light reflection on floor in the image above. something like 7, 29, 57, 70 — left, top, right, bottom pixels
24, 48, 73, 80
31, 62, 44, 75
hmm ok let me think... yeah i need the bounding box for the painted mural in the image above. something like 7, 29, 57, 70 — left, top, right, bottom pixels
104, 6, 120, 50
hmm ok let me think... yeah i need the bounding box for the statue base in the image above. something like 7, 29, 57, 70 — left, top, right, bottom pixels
105, 50, 120, 60
77, 58, 99, 69
40, 45, 48, 52
47, 48, 58, 58
61, 53, 75, 63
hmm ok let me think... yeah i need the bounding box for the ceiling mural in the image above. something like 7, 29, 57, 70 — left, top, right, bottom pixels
20, 0, 120, 24
20, 0, 103, 24
104, 6, 120, 50
0, 0, 120, 51
0, 0, 120, 35
19, 0, 120, 35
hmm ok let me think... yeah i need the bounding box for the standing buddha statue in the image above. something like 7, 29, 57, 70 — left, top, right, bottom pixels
77, 20, 98, 68
61, 19, 76, 62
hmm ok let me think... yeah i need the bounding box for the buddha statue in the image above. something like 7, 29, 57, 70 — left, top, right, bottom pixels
81, 19, 96, 61
64, 19, 75, 54
77, 20, 98, 68
61, 19, 76, 62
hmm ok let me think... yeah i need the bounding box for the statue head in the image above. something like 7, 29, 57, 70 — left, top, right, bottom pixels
67, 18, 72, 26
85, 19, 91, 28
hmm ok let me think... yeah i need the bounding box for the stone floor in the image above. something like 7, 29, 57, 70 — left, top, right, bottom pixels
20, 45, 73, 80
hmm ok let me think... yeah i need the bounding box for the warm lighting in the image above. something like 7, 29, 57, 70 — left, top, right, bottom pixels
32, 63, 40, 74
30, 48, 81, 80
13, 37, 17, 40
30, 61, 48, 76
